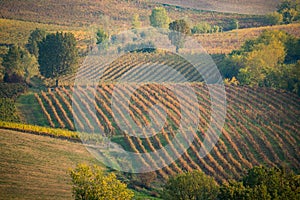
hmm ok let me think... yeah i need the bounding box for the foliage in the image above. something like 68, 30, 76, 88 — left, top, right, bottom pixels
238, 39, 286, 86
69, 164, 134, 200
277, 0, 300, 24
123, 41, 156, 53
2, 45, 38, 84
96, 28, 109, 45
131, 171, 157, 188
0, 121, 79, 139
162, 170, 219, 200
222, 30, 300, 94
38, 32, 79, 84
265, 12, 283, 25
0, 98, 19, 122
0, 82, 27, 99
132, 14, 141, 29
168, 19, 190, 52
218, 166, 300, 200
191, 22, 212, 34
26, 28, 46, 58
149, 7, 170, 28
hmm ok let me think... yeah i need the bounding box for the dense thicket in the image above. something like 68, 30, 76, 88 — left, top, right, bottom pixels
219, 30, 300, 95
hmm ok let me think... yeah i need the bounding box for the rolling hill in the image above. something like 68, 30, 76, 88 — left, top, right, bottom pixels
0, 0, 269, 29
16, 81, 300, 183
152, 0, 280, 14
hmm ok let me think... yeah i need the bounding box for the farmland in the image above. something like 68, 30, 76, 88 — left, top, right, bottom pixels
16, 83, 300, 183
1, 0, 300, 198
0, 129, 101, 199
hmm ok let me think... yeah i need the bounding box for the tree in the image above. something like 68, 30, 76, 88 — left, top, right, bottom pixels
168, 19, 191, 52
238, 40, 286, 86
38, 32, 78, 86
2, 45, 38, 83
218, 166, 300, 200
162, 170, 219, 200
96, 28, 109, 45
132, 14, 141, 29
277, 0, 300, 23
191, 22, 211, 34
149, 7, 170, 28
69, 164, 134, 200
2, 45, 22, 82
26, 28, 46, 58
0, 98, 20, 122
265, 12, 283, 25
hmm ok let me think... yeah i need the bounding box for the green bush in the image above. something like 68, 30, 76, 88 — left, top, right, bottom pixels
0, 98, 19, 122
0, 82, 27, 99
69, 164, 134, 200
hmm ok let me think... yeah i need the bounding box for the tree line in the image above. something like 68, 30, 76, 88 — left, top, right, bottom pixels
1, 29, 79, 87
70, 164, 300, 200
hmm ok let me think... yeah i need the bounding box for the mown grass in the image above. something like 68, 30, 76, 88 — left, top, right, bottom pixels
0, 129, 101, 199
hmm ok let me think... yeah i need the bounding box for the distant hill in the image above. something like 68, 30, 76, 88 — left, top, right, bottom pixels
0, 0, 269, 29
152, 0, 280, 14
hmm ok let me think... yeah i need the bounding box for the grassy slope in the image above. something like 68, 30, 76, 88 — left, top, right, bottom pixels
0, 129, 100, 199
16, 93, 49, 126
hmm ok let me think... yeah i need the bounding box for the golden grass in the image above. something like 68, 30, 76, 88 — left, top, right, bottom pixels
0, 128, 101, 199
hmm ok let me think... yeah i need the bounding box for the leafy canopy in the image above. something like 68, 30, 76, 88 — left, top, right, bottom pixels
168, 19, 190, 52
162, 170, 219, 200
218, 166, 300, 200
38, 32, 78, 81
69, 164, 134, 200
149, 7, 170, 28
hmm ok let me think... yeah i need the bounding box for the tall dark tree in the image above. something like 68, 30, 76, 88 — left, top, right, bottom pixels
168, 19, 190, 52
38, 32, 78, 86
26, 28, 46, 58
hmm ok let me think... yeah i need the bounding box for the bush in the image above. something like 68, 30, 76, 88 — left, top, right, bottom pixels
0, 98, 19, 122
265, 12, 283, 25
69, 164, 134, 200
0, 83, 27, 99
162, 170, 219, 200
191, 23, 212, 34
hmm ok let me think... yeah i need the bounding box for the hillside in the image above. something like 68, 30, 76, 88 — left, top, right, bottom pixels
0, 129, 100, 199
0, 0, 268, 29
153, 0, 280, 14
1, 18, 299, 57
16, 82, 300, 183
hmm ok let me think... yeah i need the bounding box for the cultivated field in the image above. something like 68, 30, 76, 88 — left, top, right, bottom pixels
17, 82, 300, 183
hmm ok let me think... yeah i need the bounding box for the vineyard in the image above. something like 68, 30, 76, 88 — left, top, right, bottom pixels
23, 82, 300, 183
